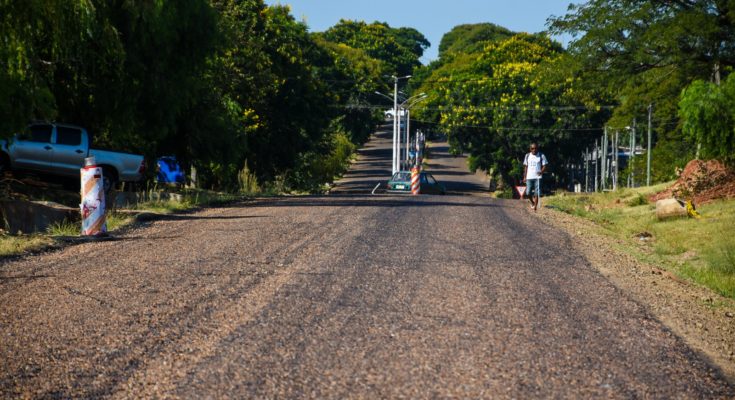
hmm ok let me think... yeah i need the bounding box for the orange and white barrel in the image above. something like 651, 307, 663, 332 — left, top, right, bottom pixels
410, 167, 420, 195
80, 157, 107, 236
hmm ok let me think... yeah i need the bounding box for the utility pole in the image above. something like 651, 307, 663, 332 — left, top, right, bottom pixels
405, 109, 410, 164
392, 77, 399, 174
595, 139, 599, 192
584, 147, 590, 193
647, 104, 653, 186
602, 127, 608, 191
613, 130, 619, 191
630, 118, 636, 188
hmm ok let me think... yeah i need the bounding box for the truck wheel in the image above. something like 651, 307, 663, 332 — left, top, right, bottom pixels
101, 167, 118, 194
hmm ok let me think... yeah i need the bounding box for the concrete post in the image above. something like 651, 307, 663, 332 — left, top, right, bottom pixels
80, 156, 107, 236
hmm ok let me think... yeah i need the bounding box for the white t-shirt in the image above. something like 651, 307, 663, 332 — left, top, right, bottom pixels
524, 152, 548, 180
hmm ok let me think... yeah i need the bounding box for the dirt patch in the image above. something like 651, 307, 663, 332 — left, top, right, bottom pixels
1, 173, 79, 207
651, 159, 735, 205
536, 207, 735, 382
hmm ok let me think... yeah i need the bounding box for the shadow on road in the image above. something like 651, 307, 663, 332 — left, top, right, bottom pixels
146, 214, 268, 221
247, 195, 501, 209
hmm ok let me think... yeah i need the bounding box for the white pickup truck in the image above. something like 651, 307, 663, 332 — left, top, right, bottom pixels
0, 122, 145, 192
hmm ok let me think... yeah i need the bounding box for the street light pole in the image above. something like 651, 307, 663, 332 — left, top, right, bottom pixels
401, 93, 427, 169
390, 75, 412, 174
405, 109, 410, 164
393, 77, 399, 174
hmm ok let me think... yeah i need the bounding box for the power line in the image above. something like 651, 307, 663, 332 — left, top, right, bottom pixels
331, 102, 679, 132
334, 103, 616, 112
409, 118, 605, 132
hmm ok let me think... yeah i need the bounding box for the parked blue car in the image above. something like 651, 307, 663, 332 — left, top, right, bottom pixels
156, 156, 185, 184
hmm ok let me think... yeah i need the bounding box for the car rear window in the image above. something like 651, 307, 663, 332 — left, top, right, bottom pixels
55, 127, 82, 146
392, 172, 411, 181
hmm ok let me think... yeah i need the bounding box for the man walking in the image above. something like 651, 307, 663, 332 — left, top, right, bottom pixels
523, 143, 548, 211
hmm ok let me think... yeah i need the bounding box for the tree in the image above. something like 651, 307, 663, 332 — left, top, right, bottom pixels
0, 0, 117, 136
679, 74, 735, 164
313, 38, 384, 144
413, 27, 608, 186
320, 20, 428, 76
437, 23, 515, 57
548, 0, 735, 181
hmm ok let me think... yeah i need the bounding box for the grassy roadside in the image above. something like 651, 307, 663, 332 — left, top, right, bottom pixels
0, 188, 242, 258
545, 185, 735, 299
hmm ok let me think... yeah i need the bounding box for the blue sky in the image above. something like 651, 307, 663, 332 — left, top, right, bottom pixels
264, 0, 580, 63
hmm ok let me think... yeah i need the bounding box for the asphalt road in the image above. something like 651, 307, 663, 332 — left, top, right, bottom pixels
1, 125, 732, 398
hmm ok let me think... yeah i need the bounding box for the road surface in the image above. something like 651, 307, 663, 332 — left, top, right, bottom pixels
1, 125, 732, 398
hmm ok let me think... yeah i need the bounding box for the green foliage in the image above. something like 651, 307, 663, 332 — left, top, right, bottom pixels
0, 0, 114, 135
320, 20, 428, 76
0, 0, 411, 194
414, 29, 609, 185
313, 38, 384, 144
549, 0, 735, 181
679, 75, 735, 164
288, 129, 357, 192
438, 23, 515, 57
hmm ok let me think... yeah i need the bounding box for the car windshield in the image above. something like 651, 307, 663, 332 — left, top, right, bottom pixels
391, 172, 411, 182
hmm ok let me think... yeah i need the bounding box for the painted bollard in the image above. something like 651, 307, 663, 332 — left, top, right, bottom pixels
80, 157, 107, 236
411, 167, 420, 195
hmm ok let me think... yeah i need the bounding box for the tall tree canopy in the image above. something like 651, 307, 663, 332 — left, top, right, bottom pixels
437, 23, 515, 57
412, 24, 609, 187
319, 20, 429, 76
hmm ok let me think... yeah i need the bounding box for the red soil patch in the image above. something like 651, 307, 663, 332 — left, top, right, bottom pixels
650, 160, 735, 205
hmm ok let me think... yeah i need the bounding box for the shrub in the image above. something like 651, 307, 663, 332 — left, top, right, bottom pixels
238, 162, 260, 195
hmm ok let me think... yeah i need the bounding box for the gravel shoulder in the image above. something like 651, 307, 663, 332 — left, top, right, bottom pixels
535, 206, 735, 381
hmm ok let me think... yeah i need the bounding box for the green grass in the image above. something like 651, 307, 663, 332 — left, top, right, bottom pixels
546, 185, 735, 298
0, 234, 53, 257
46, 212, 135, 237
130, 187, 243, 214
46, 220, 80, 236
0, 176, 247, 258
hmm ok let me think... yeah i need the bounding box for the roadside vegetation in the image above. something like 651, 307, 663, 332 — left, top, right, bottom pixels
410, 2, 735, 190
2, 1, 735, 261
545, 188, 735, 299
2, 1, 733, 191
0, 1, 427, 194
0, 184, 242, 257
